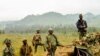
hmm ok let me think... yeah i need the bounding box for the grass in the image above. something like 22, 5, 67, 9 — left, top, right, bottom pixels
0, 33, 99, 56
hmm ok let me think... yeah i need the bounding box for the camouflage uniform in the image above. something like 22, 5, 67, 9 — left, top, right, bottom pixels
73, 39, 93, 56
95, 33, 100, 44
45, 34, 59, 56
86, 34, 96, 46
3, 47, 14, 56
32, 33, 45, 53
76, 14, 87, 40
20, 40, 32, 56
3, 39, 14, 56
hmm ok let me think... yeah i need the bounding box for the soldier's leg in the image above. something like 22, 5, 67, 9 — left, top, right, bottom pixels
51, 46, 57, 56
79, 32, 83, 40
34, 44, 38, 53
38, 42, 46, 51
47, 48, 52, 56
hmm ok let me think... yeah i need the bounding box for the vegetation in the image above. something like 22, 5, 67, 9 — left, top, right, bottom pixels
0, 32, 100, 56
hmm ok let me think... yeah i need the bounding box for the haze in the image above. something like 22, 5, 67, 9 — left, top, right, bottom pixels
0, 0, 100, 21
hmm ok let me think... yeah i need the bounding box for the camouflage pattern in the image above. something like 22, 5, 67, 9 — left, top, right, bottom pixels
45, 34, 59, 56
3, 39, 14, 56
20, 45, 32, 56
20, 40, 32, 56
3, 46, 14, 56
32, 33, 41, 46
32, 32, 45, 53
95, 32, 100, 44
86, 34, 96, 45
3, 38, 11, 44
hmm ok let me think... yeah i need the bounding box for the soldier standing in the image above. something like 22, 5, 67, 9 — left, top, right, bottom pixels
76, 14, 88, 40
45, 28, 60, 56
20, 39, 32, 56
32, 30, 45, 53
3, 39, 14, 56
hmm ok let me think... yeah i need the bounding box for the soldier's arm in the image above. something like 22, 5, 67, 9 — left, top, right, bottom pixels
20, 47, 23, 56
33, 35, 36, 41
32, 35, 35, 44
53, 34, 62, 46
3, 49, 6, 56
46, 36, 51, 48
84, 21, 87, 28
10, 47, 15, 56
29, 46, 32, 53
76, 21, 80, 29
39, 35, 42, 41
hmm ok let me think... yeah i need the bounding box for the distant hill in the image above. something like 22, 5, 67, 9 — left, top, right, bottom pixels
0, 12, 100, 33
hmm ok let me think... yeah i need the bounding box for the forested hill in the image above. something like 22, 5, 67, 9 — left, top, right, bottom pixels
0, 12, 100, 33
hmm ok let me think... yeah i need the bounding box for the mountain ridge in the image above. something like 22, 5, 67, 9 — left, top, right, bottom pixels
0, 12, 100, 33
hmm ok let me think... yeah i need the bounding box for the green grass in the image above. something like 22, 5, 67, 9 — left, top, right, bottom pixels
0, 33, 99, 56
0, 33, 78, 56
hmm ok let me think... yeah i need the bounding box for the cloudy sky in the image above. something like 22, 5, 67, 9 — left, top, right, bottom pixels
0, 0, 100, 21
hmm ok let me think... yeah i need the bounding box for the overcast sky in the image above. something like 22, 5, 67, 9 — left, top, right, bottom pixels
0, 0, 100, 21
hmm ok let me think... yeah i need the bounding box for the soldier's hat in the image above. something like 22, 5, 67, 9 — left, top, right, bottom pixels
48, 28, 53, 31
79, 14, 83, 18
36, 29, 40, 32
95, 32, 100, 35
79, 14, 82, 16
4, 38, 11, 44
22, 39, 27, 43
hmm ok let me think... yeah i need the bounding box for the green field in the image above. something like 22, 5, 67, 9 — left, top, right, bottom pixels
0, 33, 100, 56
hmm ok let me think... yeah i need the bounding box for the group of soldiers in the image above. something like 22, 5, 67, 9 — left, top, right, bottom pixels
3, 28, 63, 56
2, 14, 100, 56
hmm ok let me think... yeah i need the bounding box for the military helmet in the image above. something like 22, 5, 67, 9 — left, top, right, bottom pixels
48, 28, 53, 31
79, 14, 82, 17
36, 29, 40, 32
23, 39, 27, 43
4, 38, 11, 44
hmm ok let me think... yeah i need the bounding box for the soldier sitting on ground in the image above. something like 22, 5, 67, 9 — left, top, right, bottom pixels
72, 39, 93, 56
3, 38, 14, 56
32, 30, 45, 53
86, 33, 97, 46
95, 32, 100, 44
72, 39, 88, 48
20, 39, 32, 56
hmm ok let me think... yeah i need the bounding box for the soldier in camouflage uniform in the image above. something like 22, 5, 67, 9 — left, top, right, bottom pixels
76, 14, 88, 40
3, 38, 14, 56
32, 30, 45, 53
20, 39, 32, 56
86, 33, 96, 46
45, 28, 61, 56
95, 32, 100, 44
73, 39, 93, 56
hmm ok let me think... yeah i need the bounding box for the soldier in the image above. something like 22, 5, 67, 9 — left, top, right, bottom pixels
3, 39, 14, 56
86, 33, 96, 46
20, 39, 32, 56
32, 30, 45, 53
45, 28, 61, 56
76, 14, 88, 40
95, 32, 100, 44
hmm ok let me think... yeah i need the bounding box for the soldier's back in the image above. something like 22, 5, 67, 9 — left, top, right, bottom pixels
20, 45, 32, 56
3, 47, 14, 56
